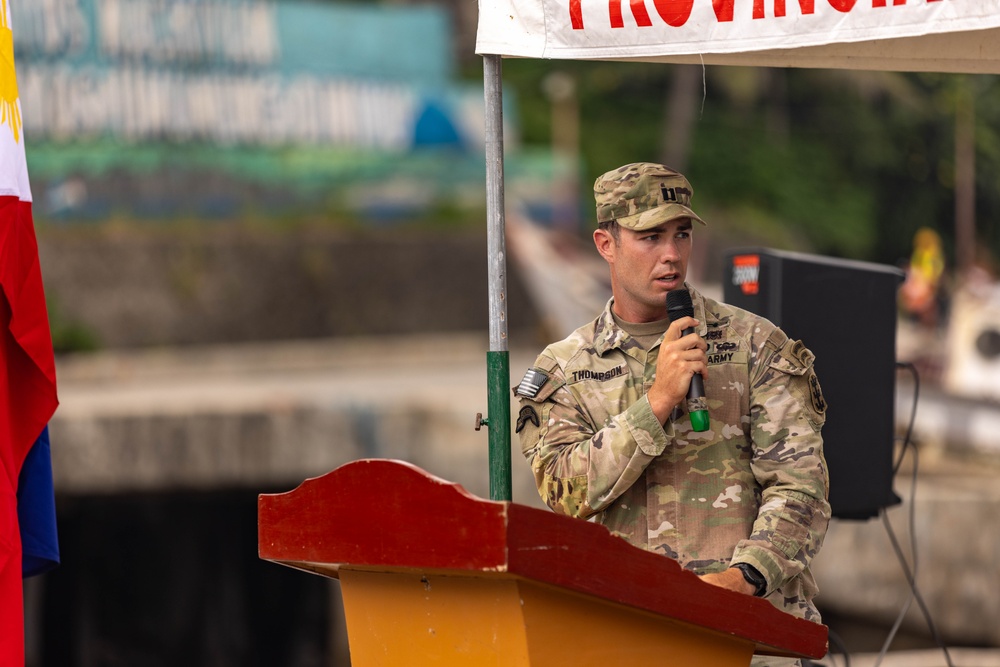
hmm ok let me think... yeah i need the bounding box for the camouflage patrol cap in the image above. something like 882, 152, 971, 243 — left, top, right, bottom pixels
594, 162, 706, 230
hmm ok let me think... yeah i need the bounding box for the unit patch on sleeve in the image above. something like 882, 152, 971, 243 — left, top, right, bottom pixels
809, 372, 827, 415
515, 369, 549, 399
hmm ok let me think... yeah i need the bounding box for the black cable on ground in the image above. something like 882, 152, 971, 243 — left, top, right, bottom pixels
871, 362, 954, 667
828, 628, 852, 667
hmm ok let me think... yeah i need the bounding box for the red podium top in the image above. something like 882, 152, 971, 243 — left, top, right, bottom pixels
258, 458, 827, 660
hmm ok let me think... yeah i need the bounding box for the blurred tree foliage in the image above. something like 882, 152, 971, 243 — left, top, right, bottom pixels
488, 59, 1000, 270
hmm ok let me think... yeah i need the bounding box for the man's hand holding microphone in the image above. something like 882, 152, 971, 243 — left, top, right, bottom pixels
645, 289, 710, 431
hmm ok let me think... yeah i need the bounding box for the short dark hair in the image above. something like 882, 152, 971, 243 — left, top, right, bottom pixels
598, 220, 621, 243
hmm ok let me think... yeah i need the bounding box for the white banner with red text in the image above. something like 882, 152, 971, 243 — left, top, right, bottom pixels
476, 0, 1000, 73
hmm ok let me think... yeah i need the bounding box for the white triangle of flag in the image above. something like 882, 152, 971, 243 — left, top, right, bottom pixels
0, 0, 31, 203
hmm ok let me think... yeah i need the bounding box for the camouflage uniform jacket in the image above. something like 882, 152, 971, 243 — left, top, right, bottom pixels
515, 285, 831, 641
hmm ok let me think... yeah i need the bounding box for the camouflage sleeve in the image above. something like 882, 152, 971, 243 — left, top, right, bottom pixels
515, 353, 674, 519
730, 329, 832, 597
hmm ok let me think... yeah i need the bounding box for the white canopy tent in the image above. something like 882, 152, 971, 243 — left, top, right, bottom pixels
474, 0, 1000, 500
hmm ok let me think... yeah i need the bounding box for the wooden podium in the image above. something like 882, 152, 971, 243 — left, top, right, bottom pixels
258, 459, 828, 666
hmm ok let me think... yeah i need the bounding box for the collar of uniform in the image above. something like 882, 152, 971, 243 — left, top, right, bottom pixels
593, 285, 709, 356
593, 298, 627, 356
687, 283, 710, 337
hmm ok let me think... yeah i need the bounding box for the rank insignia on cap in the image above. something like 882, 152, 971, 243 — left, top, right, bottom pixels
515, 369, 548, 399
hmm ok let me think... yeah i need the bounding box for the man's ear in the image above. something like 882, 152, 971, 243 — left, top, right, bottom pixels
593, 228, 616, 263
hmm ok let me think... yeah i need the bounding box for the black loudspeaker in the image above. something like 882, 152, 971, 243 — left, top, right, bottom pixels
722, 248, 904, 520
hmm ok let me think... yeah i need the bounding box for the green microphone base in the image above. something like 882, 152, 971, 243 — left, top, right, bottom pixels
690, 410, 710, 432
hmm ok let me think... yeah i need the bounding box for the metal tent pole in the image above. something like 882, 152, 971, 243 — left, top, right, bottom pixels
483, 54, 512, 502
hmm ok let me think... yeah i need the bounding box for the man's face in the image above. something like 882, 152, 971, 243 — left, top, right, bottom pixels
594, 218, 693, 323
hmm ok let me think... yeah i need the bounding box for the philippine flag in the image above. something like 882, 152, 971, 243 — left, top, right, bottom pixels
0, 0, 60, 662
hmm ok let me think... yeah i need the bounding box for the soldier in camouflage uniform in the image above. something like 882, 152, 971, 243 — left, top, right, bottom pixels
514, 163, 830, 667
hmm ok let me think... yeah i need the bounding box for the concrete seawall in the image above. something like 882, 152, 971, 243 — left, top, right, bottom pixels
52, 333, 544, 502
38, 229, 545, 350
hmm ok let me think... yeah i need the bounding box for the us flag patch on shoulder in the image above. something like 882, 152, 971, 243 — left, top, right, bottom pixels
515, 369, 549, 399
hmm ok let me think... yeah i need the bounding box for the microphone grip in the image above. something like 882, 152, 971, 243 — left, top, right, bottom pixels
681, 326, 706, 400
689, 371, 706, 400
681, 326, 710, 431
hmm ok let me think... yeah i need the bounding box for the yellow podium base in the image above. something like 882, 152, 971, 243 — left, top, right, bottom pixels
339, 568, 755, 667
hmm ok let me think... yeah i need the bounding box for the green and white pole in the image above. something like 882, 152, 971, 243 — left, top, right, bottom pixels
483, 54, 512, 502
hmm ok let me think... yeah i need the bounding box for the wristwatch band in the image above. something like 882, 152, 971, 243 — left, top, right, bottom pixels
732, 563, 767, 597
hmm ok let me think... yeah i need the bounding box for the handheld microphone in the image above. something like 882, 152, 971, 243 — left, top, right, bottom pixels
665, 289, 710, 432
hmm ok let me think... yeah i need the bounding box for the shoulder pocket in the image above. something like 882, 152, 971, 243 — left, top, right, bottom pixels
769, 339, 826, 421
768, 339, 814, 376
513, 360, 565, 403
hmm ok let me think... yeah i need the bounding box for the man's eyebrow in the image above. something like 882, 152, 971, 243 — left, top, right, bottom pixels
640, 220, 691, 234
